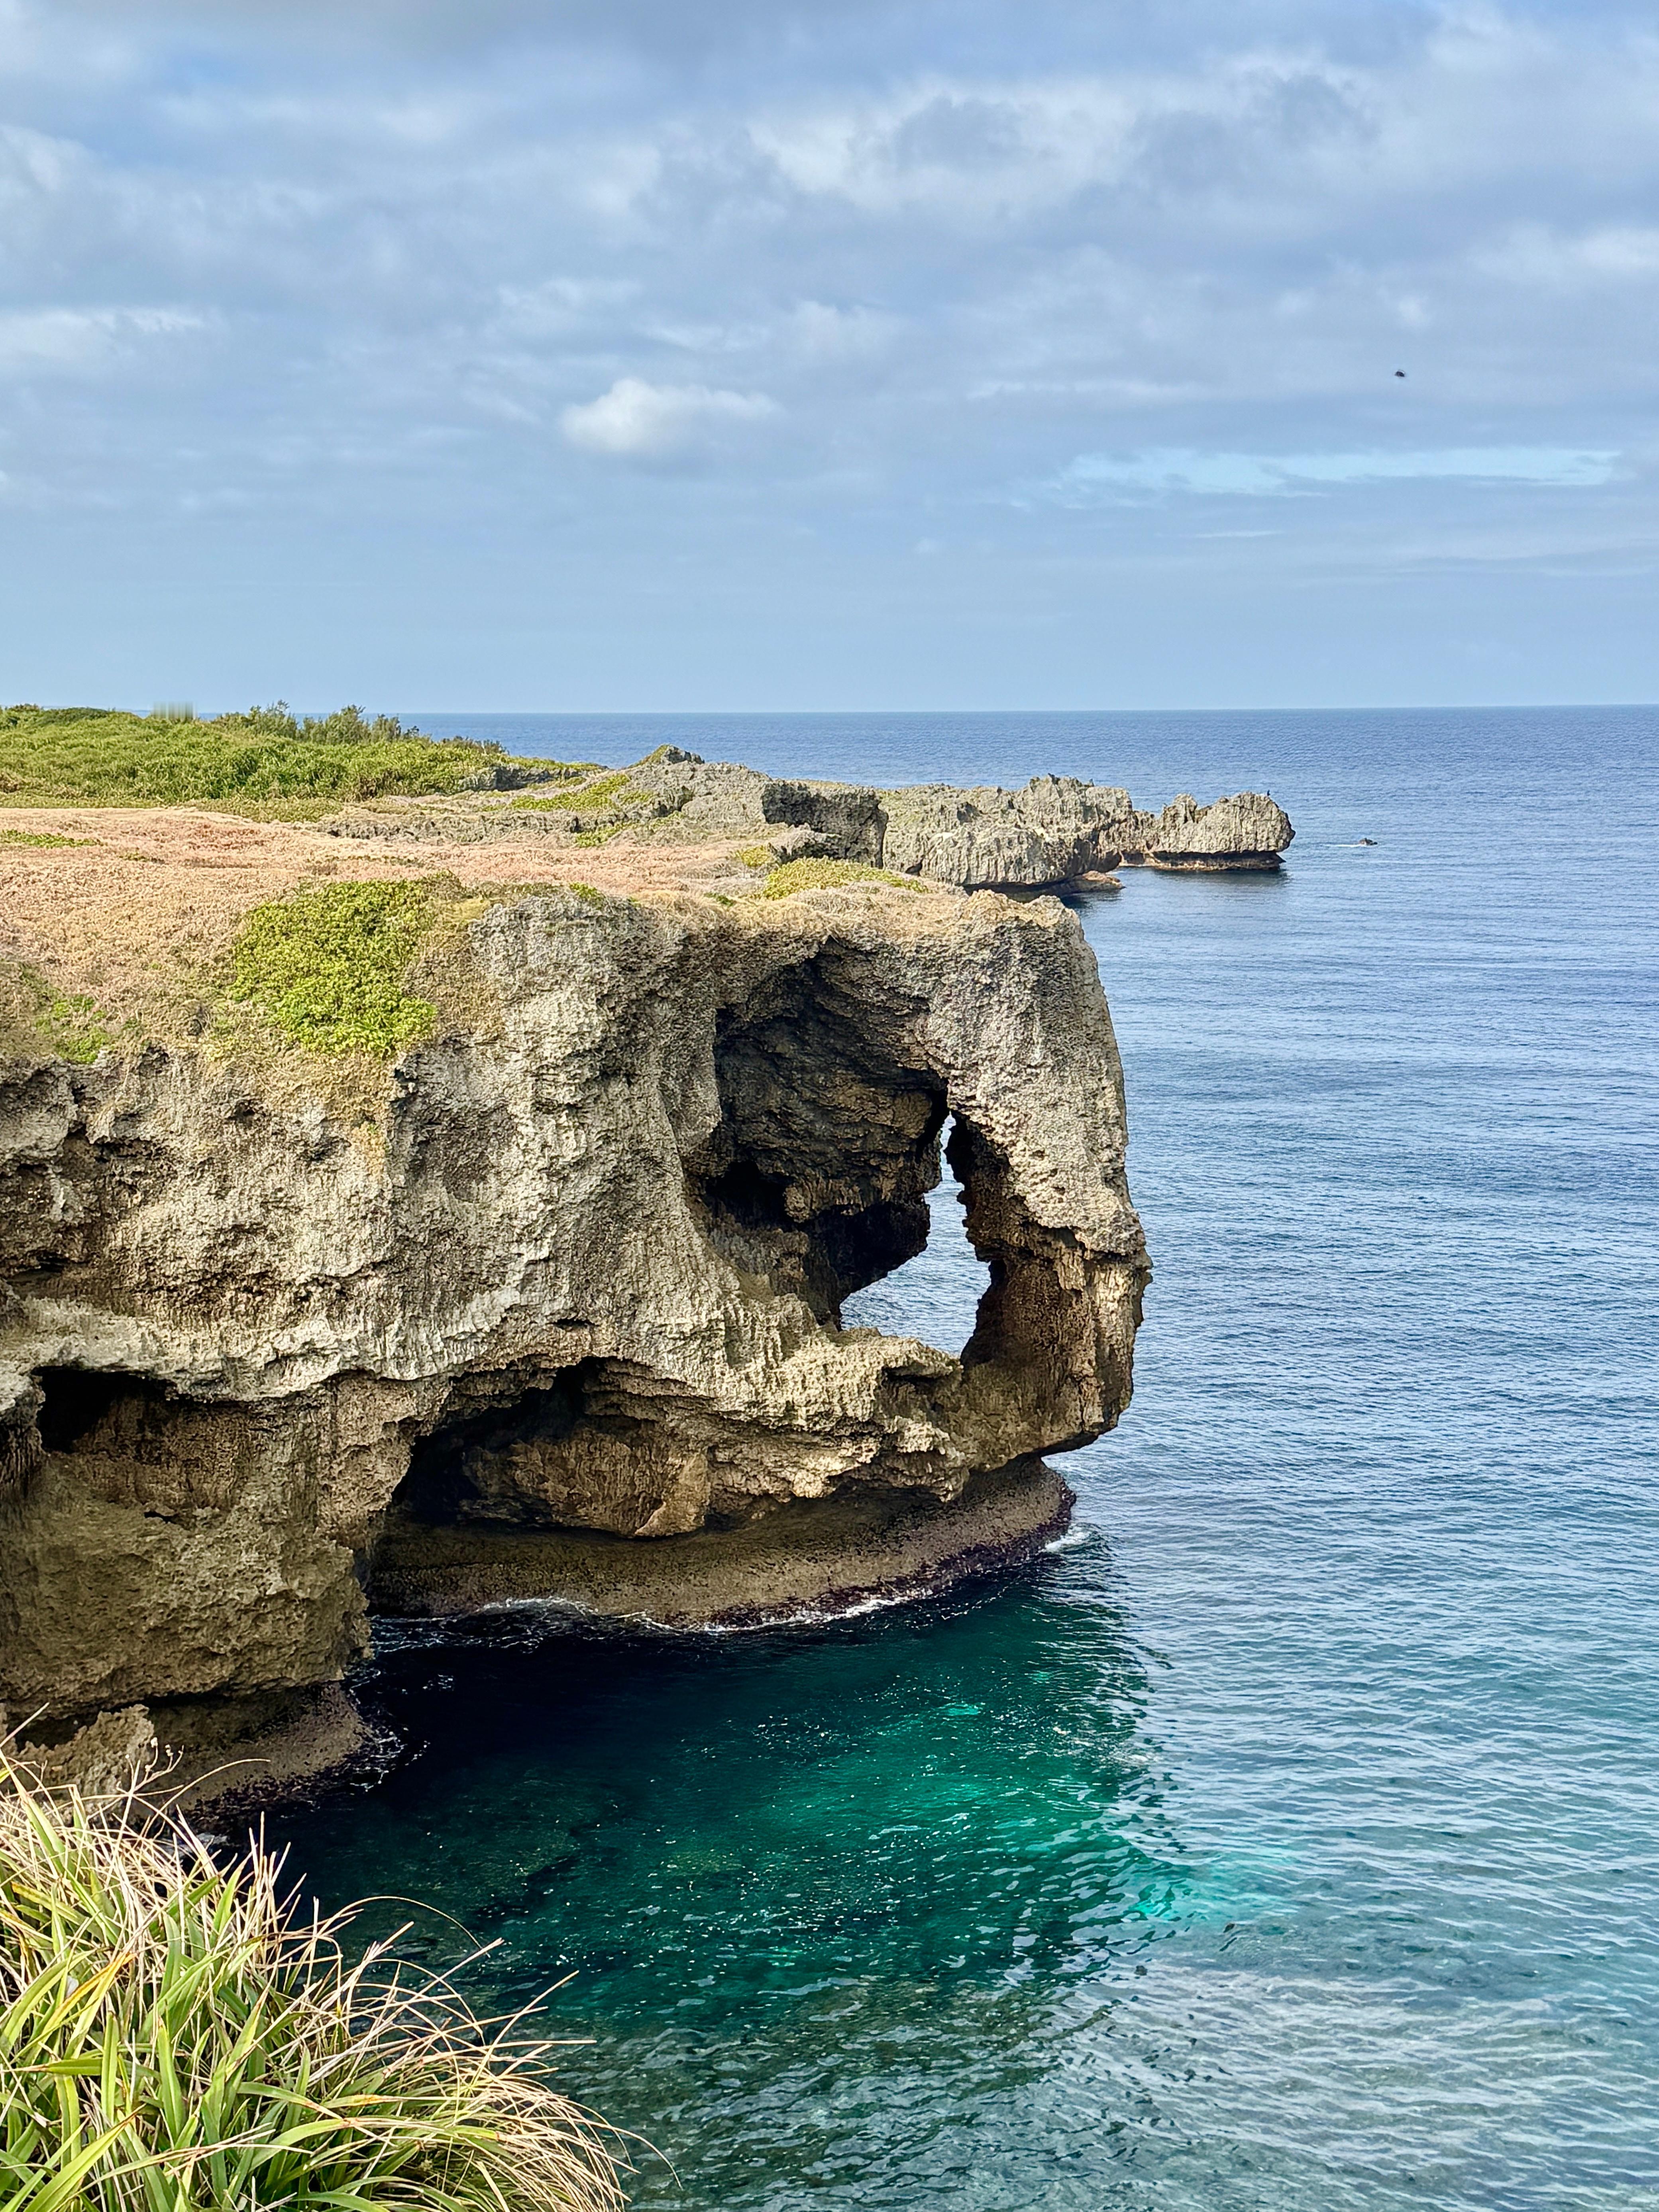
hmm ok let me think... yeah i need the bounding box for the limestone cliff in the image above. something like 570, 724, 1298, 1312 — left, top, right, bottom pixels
873, 777, 1294, 882
0, 870, 1146, 1794
324, 753, 1294, 885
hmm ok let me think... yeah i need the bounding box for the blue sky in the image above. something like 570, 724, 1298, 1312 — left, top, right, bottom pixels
3, 0, 1658, 709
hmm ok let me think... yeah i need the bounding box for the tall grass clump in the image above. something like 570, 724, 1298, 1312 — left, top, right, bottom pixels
0, 1759, 624, 2211
230, 880, 441, 1055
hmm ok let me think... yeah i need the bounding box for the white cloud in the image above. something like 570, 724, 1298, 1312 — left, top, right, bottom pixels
747, 59, 1372, 220
495, 277, 642, 338
0, 305, 205, 374
5, 0, 1659, 695
1048, 446, 1622, 500
1475, 223, 1659, 288
558, 376, 779, 459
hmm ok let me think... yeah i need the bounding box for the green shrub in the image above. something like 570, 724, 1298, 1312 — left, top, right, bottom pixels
568, 883, 605, 906
230, 880, 441, 1055
734, 845, 773, 869
760, 859, 929, 899
0, 1758, 622, 2212
0, 705, 562, 817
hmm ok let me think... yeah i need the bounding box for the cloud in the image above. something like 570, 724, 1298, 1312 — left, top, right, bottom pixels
558, 376, 780, 459
1474, 223, 1659, 288
0, 305, 206, 375
5, 0, 1659, 699
785, 300, 902, 361
1048, 446, 1623, 500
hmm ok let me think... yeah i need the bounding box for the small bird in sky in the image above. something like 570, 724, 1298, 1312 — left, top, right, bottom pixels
1395, 369, 1407, 378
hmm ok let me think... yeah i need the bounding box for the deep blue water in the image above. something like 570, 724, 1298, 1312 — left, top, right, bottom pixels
275, 709, 1659, 2210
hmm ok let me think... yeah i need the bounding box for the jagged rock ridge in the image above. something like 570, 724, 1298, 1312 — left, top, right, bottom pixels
324, 752, 1293, 883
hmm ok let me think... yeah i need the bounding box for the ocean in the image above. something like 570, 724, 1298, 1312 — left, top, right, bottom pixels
270, 708, 1659, 2210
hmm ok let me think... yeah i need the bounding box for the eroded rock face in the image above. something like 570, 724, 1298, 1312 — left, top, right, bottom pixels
0, 885, 1146, 1776
1140, 789, 1295, 870
320, 754, 1293, 883
628, 757, 1294, 879
880, 777, 1294, 883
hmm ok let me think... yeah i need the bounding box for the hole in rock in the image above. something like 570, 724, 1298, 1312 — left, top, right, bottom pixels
840, 1117, 992, 1356
686, 958, 955, 1323
390, 1367, 591, 1529
35, 1366, 147, 1454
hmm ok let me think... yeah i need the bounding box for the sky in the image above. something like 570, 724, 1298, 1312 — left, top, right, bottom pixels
2, 0, 1658, 711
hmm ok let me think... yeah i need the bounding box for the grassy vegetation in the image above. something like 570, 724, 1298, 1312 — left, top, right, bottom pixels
760, 858, 929, 898
734, 845, 773, 869
2, 970, 115, 1065
230, 880, 443, 1056
37, 990, 112, 1065
0, 704, 565, 818
0, 828, 93, 849
509, 774, 632, 815
0, 1758, 622, 2212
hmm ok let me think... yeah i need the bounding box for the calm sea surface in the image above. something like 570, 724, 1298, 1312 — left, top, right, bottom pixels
273, 710, 1659, 2210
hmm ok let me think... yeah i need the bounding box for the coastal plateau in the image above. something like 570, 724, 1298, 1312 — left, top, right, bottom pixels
0, 746, 1282, 1799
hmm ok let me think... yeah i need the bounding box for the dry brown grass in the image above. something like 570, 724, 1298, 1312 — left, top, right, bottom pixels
0, 803, 747, 1036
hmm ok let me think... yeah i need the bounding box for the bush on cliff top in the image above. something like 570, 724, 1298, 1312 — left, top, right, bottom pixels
230, 879, 442, 1055
0, 1759, 623, 2212
0, 704, 560, 818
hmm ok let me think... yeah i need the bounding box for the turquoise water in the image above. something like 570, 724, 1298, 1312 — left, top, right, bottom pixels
274, 710, 1659, 2209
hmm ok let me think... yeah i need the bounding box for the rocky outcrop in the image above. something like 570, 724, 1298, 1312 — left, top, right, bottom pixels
322, 753, 1293, 884
1138, 789, 1294, 871
880, 777, 1293, 883
879, 777, 1137, 886
617, 754, 1292, 879
0, 881, 1146, 1794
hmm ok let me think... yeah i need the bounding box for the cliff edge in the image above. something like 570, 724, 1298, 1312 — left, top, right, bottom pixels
0, 820, 1147, 1798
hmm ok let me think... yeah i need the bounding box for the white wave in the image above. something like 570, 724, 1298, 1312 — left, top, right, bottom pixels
1044, 1523, 1101, 1552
